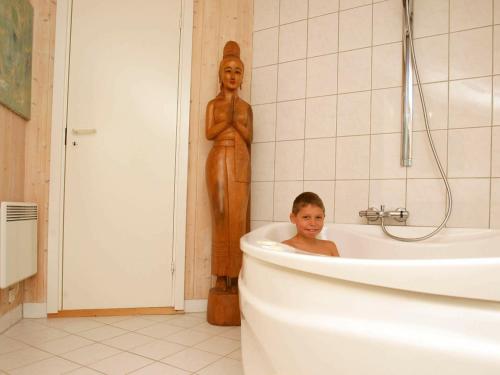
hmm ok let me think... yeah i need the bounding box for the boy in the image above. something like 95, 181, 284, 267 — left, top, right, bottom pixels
282, 192, 339, 257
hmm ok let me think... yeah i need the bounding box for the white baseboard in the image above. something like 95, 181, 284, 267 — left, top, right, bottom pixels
23, 303, 47, 318
0, 305, 22, 333
184, 299, 207, 313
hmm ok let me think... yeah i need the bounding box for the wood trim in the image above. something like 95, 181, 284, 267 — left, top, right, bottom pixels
48, 307, 182, 318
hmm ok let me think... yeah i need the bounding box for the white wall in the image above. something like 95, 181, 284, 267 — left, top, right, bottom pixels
250, 0, 500, 229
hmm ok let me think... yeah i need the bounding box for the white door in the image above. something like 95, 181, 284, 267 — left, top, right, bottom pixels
62, 0, 181, 309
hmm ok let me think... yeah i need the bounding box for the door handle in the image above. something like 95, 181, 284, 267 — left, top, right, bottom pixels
72, 128, 97, 135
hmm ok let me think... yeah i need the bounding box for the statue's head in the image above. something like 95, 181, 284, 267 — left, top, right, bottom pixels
219, 41, 244, 91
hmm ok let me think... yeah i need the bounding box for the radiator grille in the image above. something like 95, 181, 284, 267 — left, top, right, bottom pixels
6, 205, 38, 222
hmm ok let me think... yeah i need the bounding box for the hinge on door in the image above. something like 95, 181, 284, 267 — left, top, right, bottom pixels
171, 261, 175, 275
64, 128, 68, 146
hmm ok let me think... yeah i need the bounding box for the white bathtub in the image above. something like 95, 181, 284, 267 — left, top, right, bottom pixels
239, 223, 500, 375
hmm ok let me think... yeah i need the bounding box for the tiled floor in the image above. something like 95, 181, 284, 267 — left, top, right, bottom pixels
0, 313, 243, 374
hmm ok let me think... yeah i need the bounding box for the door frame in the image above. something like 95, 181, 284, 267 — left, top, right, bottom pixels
47, 0, 193, 313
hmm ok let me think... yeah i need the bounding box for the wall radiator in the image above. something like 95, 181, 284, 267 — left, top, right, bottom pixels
0, 202, 38, 289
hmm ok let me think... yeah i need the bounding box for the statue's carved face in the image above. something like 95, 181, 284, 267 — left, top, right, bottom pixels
220, 58, 244, 90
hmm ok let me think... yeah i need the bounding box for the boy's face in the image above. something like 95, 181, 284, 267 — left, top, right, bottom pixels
290, 204, 325, 239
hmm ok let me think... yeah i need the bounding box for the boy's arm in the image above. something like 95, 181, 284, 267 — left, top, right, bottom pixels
329, 241, 340, 257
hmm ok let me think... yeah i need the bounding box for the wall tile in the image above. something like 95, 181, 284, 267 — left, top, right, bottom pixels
340, 0, 372, 11
274, 181, 304, 221
277, 60, 307, 101
303, 180, 335, 221
253, 28, 279, 67
305, 95, 337, 138
494, 26, 500, 74
254, 0, 280, 31
276, 99, 306, 140
253, 104, 276, 142
275, 140, 304, 180
373, 0, 402, 45
337, 91, 371, 136
251, 220, 273, 230
251, 65, 278, 105
450, 27, 493, 80
308, 13, 339, 57
407, 130, 448, 179
496, 0, 500, 24
447, 178, 490, 228
370, 133, 407, 179
251, 142, 275, 181
251, 182, 275, 221
304, 138, 336, 180
372, 42, 402, 89
306, 54, 338, 97
491, 178, 500, 228
369, 179, 406, 210
339, 5, 372, 51
279, 21, 308, 63
406, 179, 447, 226
336, 135, 370, 179
413, 0, 449, 38
338, 48, 372, 93
280, 0, 308, 24
492, 126, 500, 177
448, 127, 492, 177
450, 0, 493, 32
309, 0, 340, 17
335, 180, 369, 223
371, 87, 401, 134
449, 77, 492, 128
413, 82, 449, 131
494, 76, 500, 125
412, 35, 449, 84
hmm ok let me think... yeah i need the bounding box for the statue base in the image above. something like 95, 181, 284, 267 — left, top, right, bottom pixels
207, 286, 241, 326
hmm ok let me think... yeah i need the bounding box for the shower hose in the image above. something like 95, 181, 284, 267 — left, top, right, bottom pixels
380, 0, 453, 242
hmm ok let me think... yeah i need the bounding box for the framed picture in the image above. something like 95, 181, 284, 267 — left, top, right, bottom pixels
0, 0, 34, 120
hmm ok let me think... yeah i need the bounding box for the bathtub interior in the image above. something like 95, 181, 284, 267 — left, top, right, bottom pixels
246, 222, 500, 260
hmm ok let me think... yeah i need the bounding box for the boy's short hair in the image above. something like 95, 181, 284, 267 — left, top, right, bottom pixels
292, 192, 325, 214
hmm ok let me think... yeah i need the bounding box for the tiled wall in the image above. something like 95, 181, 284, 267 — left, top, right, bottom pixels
250, 0, 500, 229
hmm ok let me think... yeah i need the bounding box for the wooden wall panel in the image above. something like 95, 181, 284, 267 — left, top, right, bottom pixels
185, 0, 253, 299
23, 0, 57, 304
0, 0, 56, 316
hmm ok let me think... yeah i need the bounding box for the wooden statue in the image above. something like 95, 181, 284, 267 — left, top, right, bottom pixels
205, 41, 252, 326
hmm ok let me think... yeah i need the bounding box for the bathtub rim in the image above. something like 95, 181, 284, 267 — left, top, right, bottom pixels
240, 223, 500, 303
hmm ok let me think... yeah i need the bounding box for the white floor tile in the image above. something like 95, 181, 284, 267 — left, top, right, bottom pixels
140, 315, 178, 323
192, 323, 232, 336
0, 347, 52, 371
60, 343, 120, 365
89, 315, 131, 324
102, 332, 155, 350
136, 323, 185, 339
130, 339, 186, 360
0, 336, 28, 355
33, 334, 93, 355
77, 325, 128, 341
109, 317, 157, 331
12, 327, 69, 345
166, 316, 205, 329
65, 367, 104, 374
196, 357, 244, 375
161, 348, 221, 372
226, 348, 242, 361
88, 351, 153, 375
129, 362, 191, 375
9, 356, 80, 375
43, 318, 105, 334
4, 320, 48, 338
219, 327, 241, 341
194, 336, 240, 356
164, 329, 212, 346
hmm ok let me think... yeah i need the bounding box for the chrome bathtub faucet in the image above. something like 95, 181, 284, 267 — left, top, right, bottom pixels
359, 205, 409, 223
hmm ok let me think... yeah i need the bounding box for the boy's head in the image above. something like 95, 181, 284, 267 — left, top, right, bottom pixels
291, 192, 325, 215
290, 192, 326, 239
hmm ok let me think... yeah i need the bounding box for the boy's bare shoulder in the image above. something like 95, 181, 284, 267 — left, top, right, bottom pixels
317, 239, 339, 257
